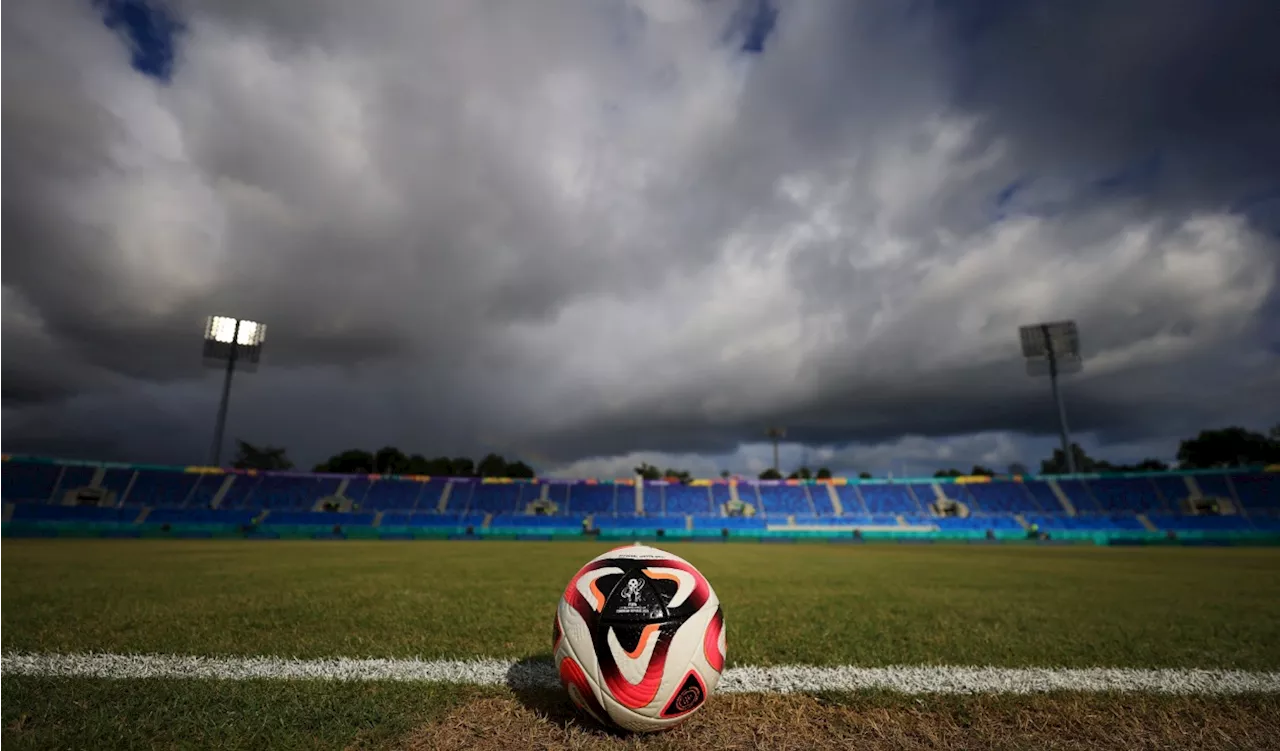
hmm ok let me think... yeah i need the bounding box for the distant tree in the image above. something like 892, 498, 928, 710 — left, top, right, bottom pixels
720, 470, 731, 479
969, 465, 995, 477
313, 449, 374, 474
476, 453, 510, 477
373, 446, 409, 475
786, 466, 813, 480
662, 468, 693, 484
758, 468, 783, 480
504, 460, 536, 479
634, 462, 662, 481
232, 440, 294, 471
858, 472, 871, 479
404, 454, 432, 475
1131, 458, 1170, 472
1271, 424, 1280, 442
933, 469, 963, 478
1039, 443, 1103, 475
1007, 462, 1030, 477
815, 467, 832, 480
1177, 427, 1280, 469
450, 457, 475, 477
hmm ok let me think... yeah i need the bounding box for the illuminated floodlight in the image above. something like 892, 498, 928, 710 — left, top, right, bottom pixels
1018, 320, 1082, 475
202, 316, 268, 466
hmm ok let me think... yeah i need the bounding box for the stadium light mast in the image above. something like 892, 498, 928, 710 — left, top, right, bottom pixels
1018, 320, 1082, 475
203, 316, 267, 467
766, 426, 786, 473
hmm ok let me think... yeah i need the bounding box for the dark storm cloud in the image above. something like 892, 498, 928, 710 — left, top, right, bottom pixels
934, 0, 1280, 209
2, 0, 1277, 470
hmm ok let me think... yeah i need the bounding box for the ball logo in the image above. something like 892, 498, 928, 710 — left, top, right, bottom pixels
674, 685, 702, 711
621, 578, 644, 605
660, 671, 707, 718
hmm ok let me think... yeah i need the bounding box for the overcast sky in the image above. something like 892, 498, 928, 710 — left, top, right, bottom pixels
4, 0, 1278, 478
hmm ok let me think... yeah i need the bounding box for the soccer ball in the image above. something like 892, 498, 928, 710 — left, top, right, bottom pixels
552, 544, 725, 732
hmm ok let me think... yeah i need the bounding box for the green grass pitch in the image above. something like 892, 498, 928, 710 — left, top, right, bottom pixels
4, 540, 1280, 749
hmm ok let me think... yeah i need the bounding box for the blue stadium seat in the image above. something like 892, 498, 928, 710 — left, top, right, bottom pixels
907, 484, 938, 505
343, 478, 373, 503
693, 516, 765, 530
262, 511, 375, 526
568, 484, 616, 514
1231, 473, 1279, 513
834, 486, 868, 514
809, 485, 837, 515
50, 466, 95, 500
1087, 477, 1167, 513
364, 479, 430, 511
415, 479, 449, 510
1026, 514, 1145, 531
710, 484, 733, 511
756, 485, 812, 515
1022, 481, 1065, 512
217, 475, 262, 508
543, 483, 571, 511
1151, 476, 1193, 506
11, 504, 136, 524
251, 476, 342, 510
489, 514, 584, 529
1, 462, 61, 502
593, 515, 685, 531
963, 483, 1042, 514
643, 484, 665, 515
932, 516, 1023, 530
1056, 480, 1099, 513
1147, 514, 1251, 531
378, 512, 484, 527
665, 485, 713, 515
1195, 474, 1235, 502
147, 508, 257, 525
466, 484, 527, 515
126, 470, 201, 507
100, 469, 136, 502
857, 485, 920, 514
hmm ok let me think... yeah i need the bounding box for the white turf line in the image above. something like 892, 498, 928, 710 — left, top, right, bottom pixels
4, 653, 1280, 695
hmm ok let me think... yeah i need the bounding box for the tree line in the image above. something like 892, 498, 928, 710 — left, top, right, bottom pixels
229, 441, 534, 478
230, 425, 1280, 479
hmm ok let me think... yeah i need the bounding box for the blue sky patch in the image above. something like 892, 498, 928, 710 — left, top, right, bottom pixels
97, 0, 181, 81
725, 0, 778, 54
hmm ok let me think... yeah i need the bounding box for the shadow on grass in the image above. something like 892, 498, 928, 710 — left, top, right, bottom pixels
504, 654, 632, 738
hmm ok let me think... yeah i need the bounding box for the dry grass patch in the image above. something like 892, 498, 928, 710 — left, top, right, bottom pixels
401, 691, 1280, 751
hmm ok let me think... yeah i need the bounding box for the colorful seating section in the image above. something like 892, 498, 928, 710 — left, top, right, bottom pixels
2, 458, 1277, 534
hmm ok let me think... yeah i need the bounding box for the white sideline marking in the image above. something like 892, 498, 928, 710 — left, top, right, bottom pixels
5, 653, 1280, 695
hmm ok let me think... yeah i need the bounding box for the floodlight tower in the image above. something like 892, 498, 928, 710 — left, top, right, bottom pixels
1018, 320, 1082, 475
766, 426, 786, 473
203, 316, 267, 467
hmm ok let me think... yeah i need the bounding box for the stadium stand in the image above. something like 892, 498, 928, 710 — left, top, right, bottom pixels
1056, 479, 1098, 513
643, 483, 665, 515
756, 483, 812, 515
809, 484, 837, 515
710, 484, 734, 512
2, 456, 1276, 540
664, 484, 714, 515
962, 482, 1042, 514
568, 484, 616, 515
857, 484, 919, 514
1087, 477, 1167, 513
1023, 480, 1066, 513
1232, 473, 1279, 512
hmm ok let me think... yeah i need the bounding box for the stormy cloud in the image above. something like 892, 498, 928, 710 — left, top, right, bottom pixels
3, 0, 1278, 475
